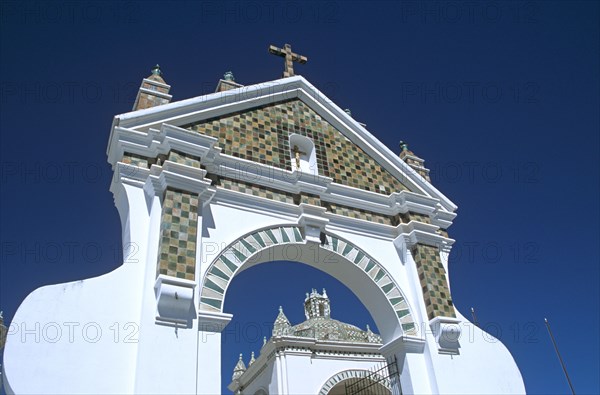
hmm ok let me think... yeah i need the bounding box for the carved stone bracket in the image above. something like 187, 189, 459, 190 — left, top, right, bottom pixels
154, 275, 197, 328
143, 161, 216, 206
297, 203, 329, 244
394, 221, 455, 251
429, 316, 462, 354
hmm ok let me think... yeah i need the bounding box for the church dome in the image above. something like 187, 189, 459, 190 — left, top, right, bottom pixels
273, 289, 382, 344
291, 316, 380, 343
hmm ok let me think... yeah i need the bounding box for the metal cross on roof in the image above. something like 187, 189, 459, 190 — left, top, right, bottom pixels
268, 43, 308, 78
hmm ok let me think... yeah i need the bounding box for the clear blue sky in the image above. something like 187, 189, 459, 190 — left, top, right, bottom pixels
1, 1, 598, 394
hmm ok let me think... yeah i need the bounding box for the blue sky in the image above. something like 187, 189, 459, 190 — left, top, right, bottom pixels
0, 1, 598, 394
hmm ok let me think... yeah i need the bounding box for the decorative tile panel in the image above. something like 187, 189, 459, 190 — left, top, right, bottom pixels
294, 193, 321, 206
184, 99, 409, 195
400, 148, 431, 181
399, 212, 431, 224
133, 73, 171, 111
168, 150, 201, 168
324, 202, 394, 225
157, 189, 199, 280
412, 244, 455, 320
122, 153, 150, 168
219, 177, 295, 204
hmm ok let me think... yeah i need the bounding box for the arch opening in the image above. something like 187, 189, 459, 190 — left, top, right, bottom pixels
200, 225, 417, 341
221, 261, 384, 395
319, 369, 393, 395
328, 378, 391, 395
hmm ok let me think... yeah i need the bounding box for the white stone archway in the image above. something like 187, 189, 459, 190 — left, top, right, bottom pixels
3, 71, 527, 395
199, 225, 417, 340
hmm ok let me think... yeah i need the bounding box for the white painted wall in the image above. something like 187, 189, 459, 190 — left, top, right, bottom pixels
3, 179, 525, 394
285, 354, 384, 394
3, 72, 525, 393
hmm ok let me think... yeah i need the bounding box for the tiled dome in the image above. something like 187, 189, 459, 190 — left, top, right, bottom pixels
274, 289, 382, 344
291, 316, 381, 343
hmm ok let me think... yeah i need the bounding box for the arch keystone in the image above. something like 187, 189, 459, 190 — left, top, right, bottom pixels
297, 203, 328, 244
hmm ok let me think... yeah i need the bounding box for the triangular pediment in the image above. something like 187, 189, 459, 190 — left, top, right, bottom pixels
181, 99, 412, 196
111, 76, 456, 211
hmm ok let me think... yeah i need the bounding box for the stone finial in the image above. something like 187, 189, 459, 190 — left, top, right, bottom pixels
398, 140, 431, 182
132, 64, 172, 111
249, 351, 256, 366
224, 71, 235, 81
273, 306, 291, 336
322, 288, 328, 298
263, 336, 267, 346
344, 109, 352, 116
216, 71, 243, 92
232, 353, 247, 381
151, 64, 162, 76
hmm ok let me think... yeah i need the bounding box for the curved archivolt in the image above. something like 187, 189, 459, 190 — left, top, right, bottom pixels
318, 369, 391, 395
199, 225, 416, 334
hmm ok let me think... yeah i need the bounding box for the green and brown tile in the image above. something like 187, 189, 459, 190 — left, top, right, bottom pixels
412, 244, 455, 320
184, 99, 409, 195
156, 189, 199, 280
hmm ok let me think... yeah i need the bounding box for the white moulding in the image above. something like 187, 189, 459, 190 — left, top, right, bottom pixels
198, 311, 233, 333
379, 334, 426, 358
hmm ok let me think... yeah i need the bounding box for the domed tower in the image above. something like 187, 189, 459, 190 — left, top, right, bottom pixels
304, 288, 330, 319
229, 291, 388, 395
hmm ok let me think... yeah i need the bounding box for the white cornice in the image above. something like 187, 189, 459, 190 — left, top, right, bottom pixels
197, 311, 233, 333
110, 159, 456, 244
109, 125, 456, 228
379, 335, 426, 357
142, 161, 216, 205
108, 76, 457, 212
269, 336, 384, 355
395, 225, 456, 250
107, 123, 220, 167
109, 124, 454, 217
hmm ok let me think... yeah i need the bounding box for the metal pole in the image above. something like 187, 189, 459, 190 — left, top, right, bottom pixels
471, 307, 479, 327
544, 318, 575, 395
